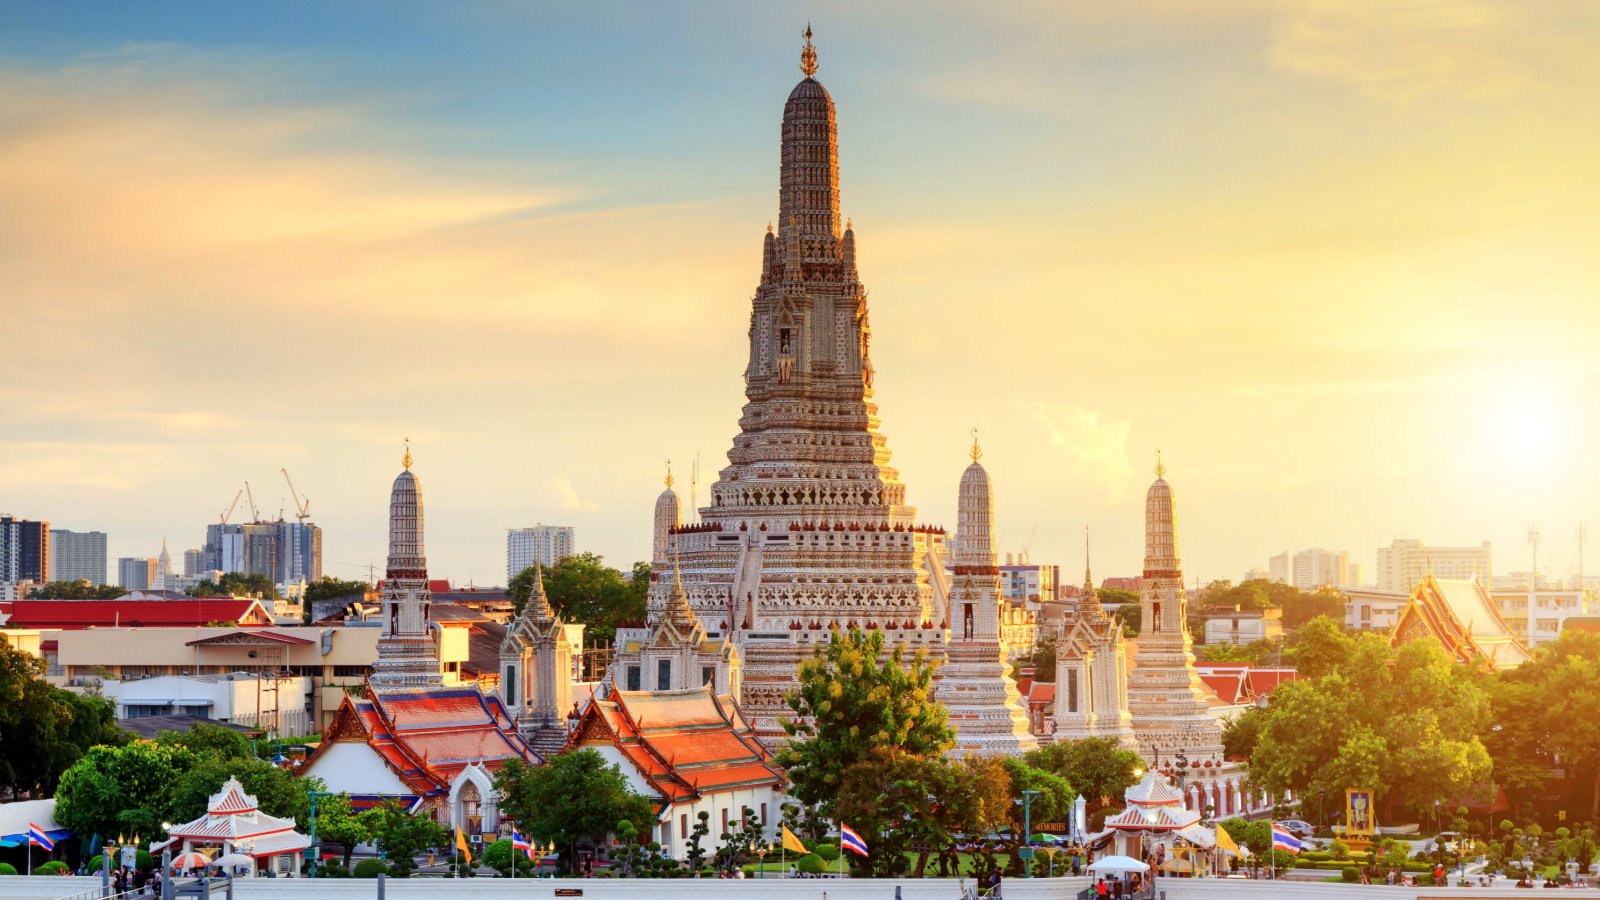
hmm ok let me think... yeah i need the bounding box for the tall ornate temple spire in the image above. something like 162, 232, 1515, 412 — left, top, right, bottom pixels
1077, 527, 1108, 625
371, 446, 442, 686
1144, 454, 1179, 580
799, 22, 817, 77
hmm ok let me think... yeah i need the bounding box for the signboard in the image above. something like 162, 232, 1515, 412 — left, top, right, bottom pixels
554, 890, 584, 897
121, 846, 138, 869
1034, 823, 1066, 832
302, 848, 317, 861
1018, 848, 1036, 860
909, 841, 934, 854
1345, 788, 1375, 840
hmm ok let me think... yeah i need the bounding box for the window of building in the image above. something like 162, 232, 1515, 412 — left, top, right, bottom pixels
760, 803, 767, 825
332, 665, 370, 678
504, 667, 517, 706
680, 814, 688, 840
702, 666, 714, 686
721, 808, 729, 834
1067, 669, 1079, 713
626, 666, 641, 691
657, 659, 671, 691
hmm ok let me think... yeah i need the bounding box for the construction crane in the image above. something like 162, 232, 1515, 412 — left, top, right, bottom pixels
282, 468, 312, 523
220, 489, 244, 525
244, 481, 261, 524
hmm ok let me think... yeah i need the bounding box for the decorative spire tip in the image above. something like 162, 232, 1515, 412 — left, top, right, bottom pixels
403, 437, 412, 471
1154, 448, 1165, 480
969, 428, 982, 463
665, 459, 674, 490
800, 23, 818, 78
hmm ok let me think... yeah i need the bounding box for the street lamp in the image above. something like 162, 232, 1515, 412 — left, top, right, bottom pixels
1021, 789, 1041, 878
306, 790, 334, 879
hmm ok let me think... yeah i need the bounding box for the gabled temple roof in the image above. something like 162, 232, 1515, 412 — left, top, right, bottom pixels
301, 682, 540, 797
1393, 576, 1532, 669
0, 598, 274, 629
570, 686, 783, 811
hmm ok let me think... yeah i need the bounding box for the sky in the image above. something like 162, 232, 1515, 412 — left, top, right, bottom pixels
1, 1, 1597, 588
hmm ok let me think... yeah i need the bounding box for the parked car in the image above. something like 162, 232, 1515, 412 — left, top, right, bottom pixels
1276, 820, 1315, 838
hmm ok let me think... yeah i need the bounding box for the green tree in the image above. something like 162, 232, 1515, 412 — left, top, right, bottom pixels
1221, 707, 1264, 761
155, 722, 253, 760
1023, 737, 1142, 814
1022, 633, 1057, 683
187, 571, 278, 600
1001, 757, 1075, 829
685, 811, 711, 873
360, 800, 447, 877
167, 756, 308, 826
493, 752, 653, 874
1491, 630, 1600, 818
55, 741, 198, 840
1249, 636, 1491, 824
27, 581, 126, 599
775, 627, 952, 822
481, 837, 536, 877
1286, 615, 1356, 678
0, 638, 128, 800
307, 792, 371, 869
508, 553, 649, 645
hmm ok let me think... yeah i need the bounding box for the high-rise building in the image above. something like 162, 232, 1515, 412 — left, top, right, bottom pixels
1267, 548, 1359, 590
182, 548, 204, 578
50, 529, 107, 585
506, 526, 575, 581
0, 515, 50, 585
118, 557, 156, 590
200, 520, 321, 586
1377, 538, 1491, 592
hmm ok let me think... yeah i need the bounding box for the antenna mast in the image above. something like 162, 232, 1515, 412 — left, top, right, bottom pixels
1527, 522, 1541, 589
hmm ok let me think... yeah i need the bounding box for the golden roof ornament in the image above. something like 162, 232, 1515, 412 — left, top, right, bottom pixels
665, 459, 674, 490
970, 428, 982, 463
403, 437, 412, 471
800, 23, 818, 78
1154, 448, 1165, 480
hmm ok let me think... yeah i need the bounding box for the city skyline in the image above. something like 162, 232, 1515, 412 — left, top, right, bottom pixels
2, 3, 1596, 586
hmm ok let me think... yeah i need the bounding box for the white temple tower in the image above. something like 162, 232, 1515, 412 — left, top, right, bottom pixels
641, 29, 955, 741
940, 435, 1037, 754
500, 561, 575, 756
1054, 531, 1135, 746
1125, 455, 1223, 760
370, 443, 443, 686
155, 539, 173, 592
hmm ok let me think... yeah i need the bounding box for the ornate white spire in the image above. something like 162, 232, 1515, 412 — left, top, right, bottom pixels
371, 446, 441, 686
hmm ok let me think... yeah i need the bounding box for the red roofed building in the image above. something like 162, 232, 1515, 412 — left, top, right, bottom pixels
155, 776, 310, 878
299, 682, 539, 833
569, 685, 784, 860
0, 597, 273, 630
1393, 575, 1532, 669
1194, 664, 1299, 707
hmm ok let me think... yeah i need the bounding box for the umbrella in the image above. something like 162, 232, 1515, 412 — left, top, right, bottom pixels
211, 854, 254, 869
1087, 855, 1150, 873
171, 852, 211, 870
1030, 834, 1065, 844
1159, 857, 1198, 873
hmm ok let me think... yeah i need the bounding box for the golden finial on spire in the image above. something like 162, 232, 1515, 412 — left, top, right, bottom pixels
1154, 448, 1165, 480
665, 459, 674, 490
800, 22, 818, 77
970, 428, 982, 463
403, 436, 412, 471
767, 221, 773, 233
846, 217, 853, 230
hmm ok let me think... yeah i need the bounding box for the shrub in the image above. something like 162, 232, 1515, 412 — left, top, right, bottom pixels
796, 854, 827, 875
353, 859, 387, 878
1342, 866, 1360, 882
34, 861, 69, 875
1331, 840, 1351, 860
0, 863, 16, 875
814, 843, 840, 862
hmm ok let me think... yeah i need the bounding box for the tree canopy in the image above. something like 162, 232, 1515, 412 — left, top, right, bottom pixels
1200, 579, 1346, 630
0, 637, 127, 799
775, 627, 952, 822
186, 571, 278, 599
508, 553, 648, 645
1023, 737, 1142, 813
1246, 632, 1491, 823
27, 581, 125, 599
1487, 629, 1600, 818
834, 750, 1011, 877
494, 752, 653, 874
301, 577, 373, 622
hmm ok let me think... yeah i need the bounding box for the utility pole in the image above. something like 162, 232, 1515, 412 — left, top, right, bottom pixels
1528, 523, 1541, 589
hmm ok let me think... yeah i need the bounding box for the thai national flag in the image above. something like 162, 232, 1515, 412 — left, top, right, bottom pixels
839, 823, 869, 858
1271, 825, 1302, 855
511, 830, 534, 861
27, 822, 55, 852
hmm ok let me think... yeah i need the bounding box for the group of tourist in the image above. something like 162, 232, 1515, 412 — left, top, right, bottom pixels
1090, 873, 1147, 898
110, 866, 163, 896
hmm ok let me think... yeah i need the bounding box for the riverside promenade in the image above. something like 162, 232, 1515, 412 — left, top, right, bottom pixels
4, 876, 1600, 900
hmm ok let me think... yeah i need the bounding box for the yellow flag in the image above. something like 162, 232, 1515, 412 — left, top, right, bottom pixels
781, 824, 809, 855
456, 826, 473, 865
1215, 823, 1240, 857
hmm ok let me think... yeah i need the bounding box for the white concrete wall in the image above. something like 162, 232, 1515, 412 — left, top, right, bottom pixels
10, 874, 1600, 900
